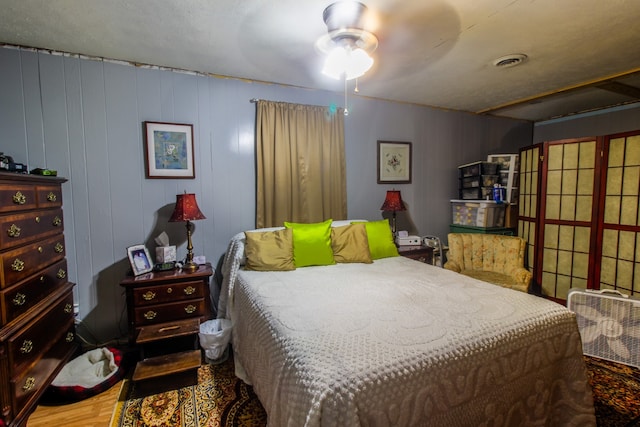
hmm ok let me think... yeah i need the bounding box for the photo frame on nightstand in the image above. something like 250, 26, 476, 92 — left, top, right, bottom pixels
127, 244, 153, 276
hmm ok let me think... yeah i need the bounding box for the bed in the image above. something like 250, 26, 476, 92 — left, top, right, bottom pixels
217, 221, 596, 427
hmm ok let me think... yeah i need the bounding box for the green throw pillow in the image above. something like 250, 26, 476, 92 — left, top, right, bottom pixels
284, 219, 336, 267
355, 219, 399, 260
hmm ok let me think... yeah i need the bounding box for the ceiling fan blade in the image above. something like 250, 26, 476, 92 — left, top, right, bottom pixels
607, 338, 631, 359
581, 324, 602, 343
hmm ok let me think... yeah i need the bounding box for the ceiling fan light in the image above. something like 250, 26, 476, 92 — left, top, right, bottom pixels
345, 48, 373, 79
322, 46, 348, 79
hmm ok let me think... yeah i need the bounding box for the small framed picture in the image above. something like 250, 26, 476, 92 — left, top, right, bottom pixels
377, 141, 412, 184
127, 245, 154, 276
143, 121, 195, 179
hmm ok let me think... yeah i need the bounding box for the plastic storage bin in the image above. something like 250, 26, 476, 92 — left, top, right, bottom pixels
458, 161, 498, 178
451, 200, 506, 227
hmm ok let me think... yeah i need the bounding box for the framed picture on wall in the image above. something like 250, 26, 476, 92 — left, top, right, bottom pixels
377, 140, 412, 184
143, 121, 195, 179
127, 244, 154, 276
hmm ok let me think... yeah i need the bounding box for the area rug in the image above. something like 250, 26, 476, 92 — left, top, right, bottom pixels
109, 357, 266, 427
585, 356, 640, 427
110, 354, 639, 426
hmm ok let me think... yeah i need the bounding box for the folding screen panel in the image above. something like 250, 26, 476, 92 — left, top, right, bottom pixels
599, 133, 640, 294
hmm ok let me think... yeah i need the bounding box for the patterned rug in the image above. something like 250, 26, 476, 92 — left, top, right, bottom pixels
109, 357, 266, 427
110, 355, 639, 427
585, 356, 640, 427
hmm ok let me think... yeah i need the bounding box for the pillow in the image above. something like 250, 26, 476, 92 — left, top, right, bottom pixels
331, 223, 372, 264
355, 219, 399, 260
284, 219, 335, 267
244, 229, 295, 271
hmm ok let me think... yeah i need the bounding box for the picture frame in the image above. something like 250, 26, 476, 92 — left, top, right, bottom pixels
127, 244, 154, 276
377, 140, 412, 184
143, 121, 195, 179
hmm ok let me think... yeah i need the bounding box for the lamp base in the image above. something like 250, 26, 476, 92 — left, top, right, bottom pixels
183, 261, 199, 273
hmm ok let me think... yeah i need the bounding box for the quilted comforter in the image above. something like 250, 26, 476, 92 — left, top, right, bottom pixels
218, 232, 596, 427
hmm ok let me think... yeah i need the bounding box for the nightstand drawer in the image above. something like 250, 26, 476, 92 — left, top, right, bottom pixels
134, 298, 207, 326
398, 245, 434, 264
132, 280, 205, 306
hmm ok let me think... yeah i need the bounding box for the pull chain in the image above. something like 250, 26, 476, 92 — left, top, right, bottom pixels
344, 76, 349, 116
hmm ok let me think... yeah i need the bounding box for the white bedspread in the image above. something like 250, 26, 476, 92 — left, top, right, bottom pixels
219, 233, 596, 426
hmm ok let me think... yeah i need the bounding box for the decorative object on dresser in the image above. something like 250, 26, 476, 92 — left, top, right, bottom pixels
126, 244, 153, 276
119, 264, 213, 394
380, 189, 406, 238
169, 192, 206, 273
0, 172, 77, 426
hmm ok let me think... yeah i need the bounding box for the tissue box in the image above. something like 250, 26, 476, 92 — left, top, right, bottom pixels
156, 246, 177, 263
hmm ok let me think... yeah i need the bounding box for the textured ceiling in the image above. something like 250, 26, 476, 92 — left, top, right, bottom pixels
2, 0, 640, 121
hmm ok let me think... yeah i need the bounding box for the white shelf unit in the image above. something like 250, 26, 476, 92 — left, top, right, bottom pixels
487, 154, 519, 204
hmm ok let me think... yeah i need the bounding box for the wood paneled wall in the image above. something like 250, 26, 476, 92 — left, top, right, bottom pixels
0, 46, 531, 343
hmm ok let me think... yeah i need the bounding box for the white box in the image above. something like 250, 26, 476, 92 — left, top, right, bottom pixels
396, 236, 420, 246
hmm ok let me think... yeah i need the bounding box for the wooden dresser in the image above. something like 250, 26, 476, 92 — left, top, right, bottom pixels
0, 172, 77, 426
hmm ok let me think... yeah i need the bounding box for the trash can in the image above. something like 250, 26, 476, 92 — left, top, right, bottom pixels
199, 319, 232, 363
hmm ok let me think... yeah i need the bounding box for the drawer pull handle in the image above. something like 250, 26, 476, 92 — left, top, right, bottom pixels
142, 291, 156, 301
66, 332, 74, 342
12, 293, 26, 306
38, 246, 43, 253
40, 276, 45, 282
54, 243, 64, 253
8, 224, 21, 238
35, 216, 40, 223
166, 287, 173, 294
184, 305, 196, 314
23, 377, 36, 392
47, 192, 57, 202
53, 216, 62, 226
12, 258, 25, 272
12, 191, 27, 205
20, 340, 33, 354
64, 303, 73, 314
183, 286, 196, 295
144, 311, 157, 320
57, 269, 66, 279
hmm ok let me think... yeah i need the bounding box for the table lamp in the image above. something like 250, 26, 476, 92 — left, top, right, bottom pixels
380, 190, 406, 238
169, 192, 206, 272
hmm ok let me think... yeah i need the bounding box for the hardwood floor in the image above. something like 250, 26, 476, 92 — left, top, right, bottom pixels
26, 379, 124, 427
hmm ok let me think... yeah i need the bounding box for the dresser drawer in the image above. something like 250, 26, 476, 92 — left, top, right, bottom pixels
0, 184, 38, 213
132, 280, 205, 307
11, 322, 75, 422
134, 298, 206, 326
35, 184, 63, 208
8, 291, 74, 375
0, 260, 69, 325
0, 234, 66, 288
0, 209, 64, 250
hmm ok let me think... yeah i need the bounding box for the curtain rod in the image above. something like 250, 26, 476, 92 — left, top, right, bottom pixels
250, 98, 260, 103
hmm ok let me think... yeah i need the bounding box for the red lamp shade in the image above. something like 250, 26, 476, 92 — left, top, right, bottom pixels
169, 193, 206, 222
380, 190, 406, 212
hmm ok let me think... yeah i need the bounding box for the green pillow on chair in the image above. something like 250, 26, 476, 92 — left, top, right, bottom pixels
284, 219, 336, 267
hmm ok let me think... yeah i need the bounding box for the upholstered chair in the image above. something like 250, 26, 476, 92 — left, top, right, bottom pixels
444, 233, 532, 293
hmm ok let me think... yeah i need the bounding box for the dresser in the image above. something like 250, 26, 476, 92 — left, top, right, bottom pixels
120, 264, 213, 389
0, 172, 77, 426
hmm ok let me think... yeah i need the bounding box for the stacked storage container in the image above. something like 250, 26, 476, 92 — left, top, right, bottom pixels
457, 161, 499, 200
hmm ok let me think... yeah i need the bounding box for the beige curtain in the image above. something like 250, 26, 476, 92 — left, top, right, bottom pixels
255, 100, 347, 228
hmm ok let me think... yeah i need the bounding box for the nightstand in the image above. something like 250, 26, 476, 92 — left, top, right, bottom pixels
119, 263, 213, 392
398, 245, 434, 264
